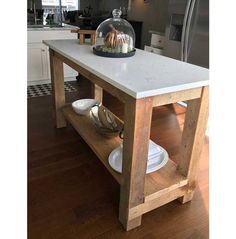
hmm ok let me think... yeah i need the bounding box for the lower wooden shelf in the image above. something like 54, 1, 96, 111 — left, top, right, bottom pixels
62, 104, 188, 201
62, 104, 122, 183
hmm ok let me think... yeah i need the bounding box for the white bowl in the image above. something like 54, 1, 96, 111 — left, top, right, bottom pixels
72, 99, 100, 115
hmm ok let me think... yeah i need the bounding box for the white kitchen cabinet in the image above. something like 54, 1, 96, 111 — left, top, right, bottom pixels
144, 45, 163, 55
144, 30, 165, 56
27, 27, 78, 85
27, 43, 49, 82
150, 31, 165, 48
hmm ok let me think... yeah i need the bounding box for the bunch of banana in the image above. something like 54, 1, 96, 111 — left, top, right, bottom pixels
104, 24, 124, 48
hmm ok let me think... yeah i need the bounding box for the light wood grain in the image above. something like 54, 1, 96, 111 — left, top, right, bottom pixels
62, 104, 188, 201
62, 104, 122, 183
128, 186, 188, 220
91, 33, 96, 45
119, 96, 153, 230
153, 87, 202, 107
79, 33, 85, 45
91, 84, 103, 103
70, 29, 80, 33
71, 29, 96, 45
53, 51, 130, 103
49, 49, 66, 128
48, 44, 209, 230
28, 85, 209, 238
144, 159, 188, 202
178, 86, 209, 203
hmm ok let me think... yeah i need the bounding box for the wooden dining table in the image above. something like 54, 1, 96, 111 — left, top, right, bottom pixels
43, 39, 209, 231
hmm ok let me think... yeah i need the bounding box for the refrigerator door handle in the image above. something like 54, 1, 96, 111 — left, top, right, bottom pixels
181, 0, 192, 61
184, 0, 197, 61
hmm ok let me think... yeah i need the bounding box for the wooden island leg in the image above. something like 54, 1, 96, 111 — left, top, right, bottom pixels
178, 86, 209, 203
119, 96, 153, 231
49, 49, 66, 128
91, 84, 103, 103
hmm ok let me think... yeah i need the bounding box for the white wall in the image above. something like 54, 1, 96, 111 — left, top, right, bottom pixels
128, 0, 169, 49
80, 0, 128, 14
79, 0, 169, 49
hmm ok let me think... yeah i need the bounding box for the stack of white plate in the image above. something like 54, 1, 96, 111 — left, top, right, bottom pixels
108, 140, 169, 174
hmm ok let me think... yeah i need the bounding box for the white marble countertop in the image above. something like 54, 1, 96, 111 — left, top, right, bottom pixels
27, 24, 78, 31
43, 39, 209, 99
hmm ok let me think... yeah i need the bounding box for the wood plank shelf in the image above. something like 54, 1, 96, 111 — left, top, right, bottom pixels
62, 104, 188, 201
62, 104, 122, 183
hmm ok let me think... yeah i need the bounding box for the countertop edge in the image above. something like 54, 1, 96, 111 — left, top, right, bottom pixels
27, 24, 79, 31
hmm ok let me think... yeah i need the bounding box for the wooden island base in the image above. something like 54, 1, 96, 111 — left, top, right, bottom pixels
60, 85, 208, 231
62, 104, 188, 206
45, 41, 209, 231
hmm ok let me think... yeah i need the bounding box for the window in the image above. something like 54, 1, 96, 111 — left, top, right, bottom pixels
42, 0, 78, 10
41, 0, 79, 25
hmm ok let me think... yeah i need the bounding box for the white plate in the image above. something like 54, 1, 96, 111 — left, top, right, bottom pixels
119, 140, 162, 159
108, 144, 169, 174
72, 99, 100, 115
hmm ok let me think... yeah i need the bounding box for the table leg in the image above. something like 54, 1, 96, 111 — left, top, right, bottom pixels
119, 97, 153, 231
79, 34, 85, 44
91, 83, 103, 103
91, 33, 96, 45
178, 86, 209, 203
49, 49, 66, 128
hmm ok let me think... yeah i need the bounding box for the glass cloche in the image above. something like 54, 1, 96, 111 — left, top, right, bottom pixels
93, 9, 136, 58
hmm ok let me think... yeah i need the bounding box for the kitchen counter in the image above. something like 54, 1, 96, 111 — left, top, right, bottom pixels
27, 23, 78, 31
43, 39, 208, 99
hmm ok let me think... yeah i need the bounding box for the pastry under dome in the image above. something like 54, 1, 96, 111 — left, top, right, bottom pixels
93, 9, 136, 58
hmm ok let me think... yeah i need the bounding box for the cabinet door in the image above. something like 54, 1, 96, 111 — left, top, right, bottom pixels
144, 45, 163, 55
151, 33, 165, 48
63, 63, 77, 78
43, 46, 77, 80
27, 43, 49, 82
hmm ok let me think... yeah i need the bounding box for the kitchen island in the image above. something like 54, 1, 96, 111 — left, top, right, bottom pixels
43, 39, 209, 231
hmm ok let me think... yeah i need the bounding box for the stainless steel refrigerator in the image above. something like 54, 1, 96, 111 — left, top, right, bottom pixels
163, 0, 209, 68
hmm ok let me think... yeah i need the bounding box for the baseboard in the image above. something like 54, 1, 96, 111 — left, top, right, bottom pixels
27, 77, 76, 86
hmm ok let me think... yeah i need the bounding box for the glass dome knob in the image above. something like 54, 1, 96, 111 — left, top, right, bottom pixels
112, 9, 122, 18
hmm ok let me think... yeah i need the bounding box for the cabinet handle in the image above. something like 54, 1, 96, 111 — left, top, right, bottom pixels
41, 49, 45, 52
150, 49, 154, 53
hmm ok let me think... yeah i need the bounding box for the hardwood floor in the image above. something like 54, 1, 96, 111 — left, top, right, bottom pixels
28, 78, 209, 239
